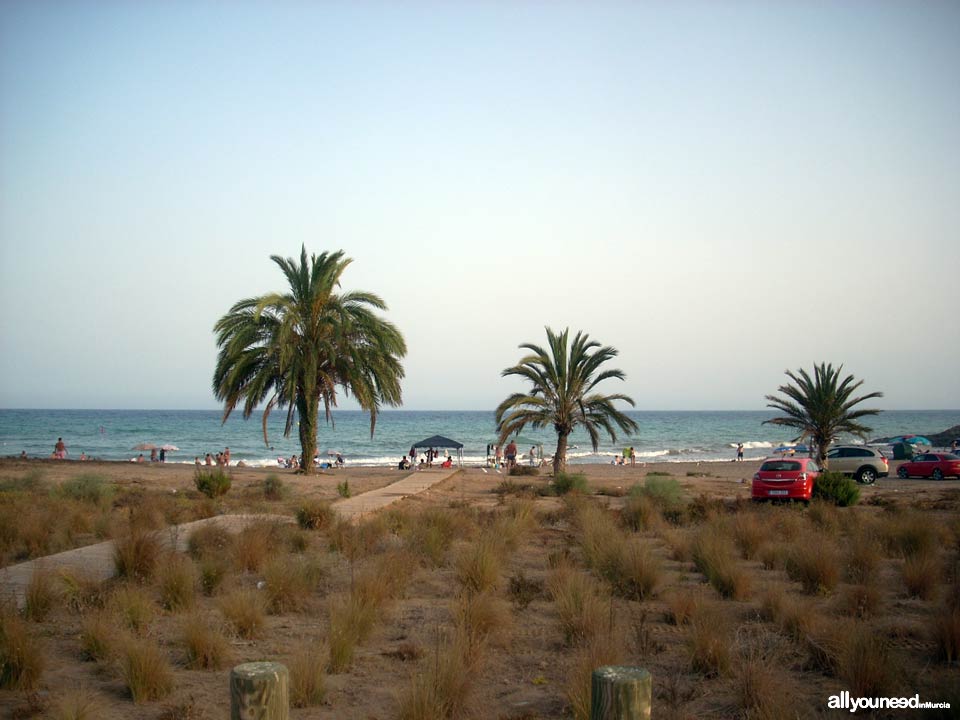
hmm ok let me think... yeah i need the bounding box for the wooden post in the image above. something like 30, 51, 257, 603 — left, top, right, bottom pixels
230, 661, 289, 720
590, 665, 651, 720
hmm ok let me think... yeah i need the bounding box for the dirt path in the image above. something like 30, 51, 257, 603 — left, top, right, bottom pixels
0, 468, 460, 607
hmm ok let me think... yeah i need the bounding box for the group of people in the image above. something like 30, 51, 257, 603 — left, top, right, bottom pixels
276, 452, 344, 470
610, 446, 638, 466
192, 448, 232, 467
402, 446, 455, 470
485, 441, 542, 470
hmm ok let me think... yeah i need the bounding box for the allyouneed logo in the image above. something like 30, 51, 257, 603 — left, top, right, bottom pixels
828, 692, 950, 713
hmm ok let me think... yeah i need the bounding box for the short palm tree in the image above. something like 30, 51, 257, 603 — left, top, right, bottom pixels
495, 327, 638, 475
763, 362, 883, 466
213, 247, 406, 474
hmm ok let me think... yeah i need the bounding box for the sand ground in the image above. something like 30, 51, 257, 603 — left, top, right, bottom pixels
1, 457, 958, 719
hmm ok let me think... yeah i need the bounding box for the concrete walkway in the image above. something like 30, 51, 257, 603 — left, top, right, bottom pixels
0, 468, 459, 607
331, 467, 460, 521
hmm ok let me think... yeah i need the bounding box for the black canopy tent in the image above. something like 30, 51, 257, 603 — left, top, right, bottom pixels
411, 435, 464, 467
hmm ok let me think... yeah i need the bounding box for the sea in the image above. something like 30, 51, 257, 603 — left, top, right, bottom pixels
1, 409, 957, 468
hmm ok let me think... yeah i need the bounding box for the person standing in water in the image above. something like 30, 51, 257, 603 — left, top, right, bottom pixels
736, 443, 744, 461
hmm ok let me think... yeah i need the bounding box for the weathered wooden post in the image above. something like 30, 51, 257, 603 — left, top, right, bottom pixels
590, 666, 651, 720
230, 661, 289, 720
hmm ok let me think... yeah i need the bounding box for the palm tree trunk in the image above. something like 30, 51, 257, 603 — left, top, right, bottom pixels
298, 395, 319, 476
553, 433, 569, 475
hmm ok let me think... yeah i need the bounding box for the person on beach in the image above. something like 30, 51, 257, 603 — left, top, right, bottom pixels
205, 453, 213, 466
136, 453, 145, 463
223, 447, 231, 466
630, 447, 636, 467
529, 446, 537, 466
159, 448, 166, 463
79, 451, 88, 461
150, 448, 158, 462
195, 457, 202, 467
441, 456, 453, 469
54, 437, 67, 459
495, 445, 502, 469
505, 440, 517, 469
736, 443, 744, 461
336, 453, 344, 467
19, 450, 27, 459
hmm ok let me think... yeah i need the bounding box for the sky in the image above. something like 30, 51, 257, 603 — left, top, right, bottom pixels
1, 1, 958, 411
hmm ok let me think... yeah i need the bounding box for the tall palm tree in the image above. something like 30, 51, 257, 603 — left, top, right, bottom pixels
495, 327, 638, 475
763, 362, 883, 466
212, 247, 406, 474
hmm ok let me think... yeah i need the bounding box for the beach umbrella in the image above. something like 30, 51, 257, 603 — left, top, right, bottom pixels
888, 435, 932, 446
133, 442, 157, 451
161, 444, 180, 452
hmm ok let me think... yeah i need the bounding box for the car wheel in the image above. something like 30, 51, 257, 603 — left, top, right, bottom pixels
856, 467, 877, 485
932, 469, 944, 481
897, 467, 909, 479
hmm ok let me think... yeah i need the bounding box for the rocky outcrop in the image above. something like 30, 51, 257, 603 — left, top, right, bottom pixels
871, 424, 960, 448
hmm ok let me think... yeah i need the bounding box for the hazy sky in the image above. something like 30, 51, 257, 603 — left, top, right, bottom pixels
1, 1, 957, 411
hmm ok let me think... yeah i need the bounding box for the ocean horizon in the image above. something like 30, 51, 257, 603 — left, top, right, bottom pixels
2, 408, 957, 468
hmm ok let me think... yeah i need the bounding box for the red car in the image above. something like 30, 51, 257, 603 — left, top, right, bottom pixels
896, 453, 960, 480
752, 457, 821, 502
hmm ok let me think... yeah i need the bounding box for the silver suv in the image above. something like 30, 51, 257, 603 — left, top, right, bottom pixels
825, 446, 889, 485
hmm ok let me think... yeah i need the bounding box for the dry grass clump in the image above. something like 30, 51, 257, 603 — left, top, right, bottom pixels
565, 630, 627, 720
327, 592, 375, 673
187, 523, 234, 560
692, 525, 751, 600
108, 584, 155, 633
329, 515, 389, 560
289, 642, 327, 707
548, 564, 609, 646
262, 555, 323, 614
806, 500, 843, 534
932, 594, 960, 664
759, 585, 815, 641
49, 687, 106, 720
397, 628, 479, 720
24, 567, 58, 621
0, 610, 45, 690
79, 613, 115, 662
156, 554, 198, 611
507, 570, 543, 609
113, 526, 161, 582
881, 511, 941, 559
902, 548, 941, 600
661, 528, 694, 563
687, 604, 732, 676
454, 534, 503, 594
117, 636, 174, 703
844, 535, 882, 584
734, 632, 799, 720
197, 556, 231, 597
621, 493, 662, 532
234, 521, 279, 572
575, 502, 662, 599
296, 500, 334, 530
757, 542, 784, 571
836, 582, 884, 619
453, 590, 510, 650
612, 540, 663, 600
218, 589, 266, 639
730, 511, 769, 560
784, 534, 840, 594
181, 613, 230, 670
404, 507, 459, 566
663, 587, 705, 626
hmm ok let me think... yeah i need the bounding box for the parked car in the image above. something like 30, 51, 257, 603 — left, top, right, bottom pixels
896, 453, 960, 480
752, 457, 821, 502
825, 445, 889, 485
